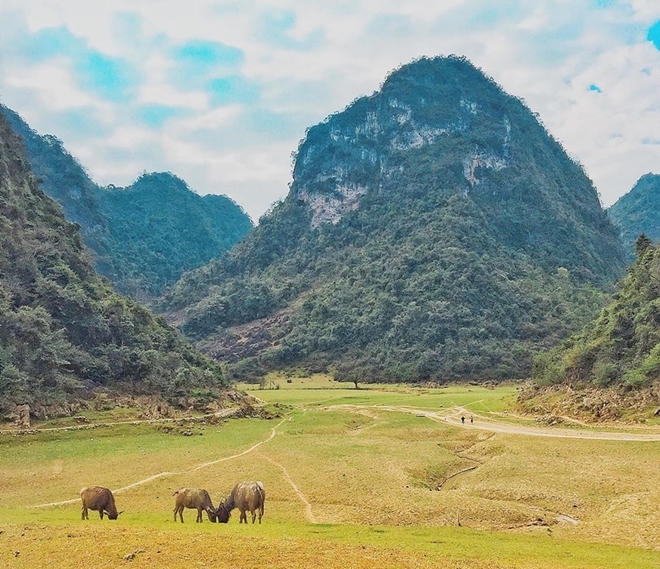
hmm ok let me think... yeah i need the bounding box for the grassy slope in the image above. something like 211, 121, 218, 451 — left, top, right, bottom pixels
0, 380, 659, 568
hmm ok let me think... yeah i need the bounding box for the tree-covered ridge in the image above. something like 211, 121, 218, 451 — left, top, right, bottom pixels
98, 172, 253, 299
608, 173, 660, 261
532, 235, 660, 389
0, 105, 253, 298
163, 56, 625, 383
0, 113, 227, 415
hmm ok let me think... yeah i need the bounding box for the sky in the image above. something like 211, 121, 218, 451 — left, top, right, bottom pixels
1, 1, 660, 222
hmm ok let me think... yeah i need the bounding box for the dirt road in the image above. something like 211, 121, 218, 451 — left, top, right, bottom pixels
330, 404, 660, 442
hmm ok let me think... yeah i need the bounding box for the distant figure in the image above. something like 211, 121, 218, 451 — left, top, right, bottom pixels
470, 415, 474, 424
461, 416, 465, 424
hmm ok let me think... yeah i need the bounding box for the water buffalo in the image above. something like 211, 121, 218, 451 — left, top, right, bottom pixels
80, 486, 122, 520
216, 481, 265, 524
173, 487, 217, 523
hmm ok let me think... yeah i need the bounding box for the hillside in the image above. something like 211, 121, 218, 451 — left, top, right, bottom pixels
531, 235, 660, 392
608, 173, 660, 260
0, 112, 227, 418
162, 55, 626, 383
0, 104, 253, 298
97, 172, 253, 299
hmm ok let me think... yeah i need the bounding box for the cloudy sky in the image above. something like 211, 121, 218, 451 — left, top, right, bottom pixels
1, 0, 659, 221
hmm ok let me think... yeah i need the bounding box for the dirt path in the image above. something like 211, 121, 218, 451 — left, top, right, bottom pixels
29, 419, 286, 509
262, 454, 317, 523
28, 402, 660, 513
328, 404, 660, 442
31, 415, 319, 524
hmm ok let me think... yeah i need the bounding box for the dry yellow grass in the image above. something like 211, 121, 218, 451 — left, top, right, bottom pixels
0, 522, 527, 569
1, 381, 660, 568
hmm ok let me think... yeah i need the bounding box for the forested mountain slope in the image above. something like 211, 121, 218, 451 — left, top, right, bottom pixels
0, 113, 226, 417
0, 105, 253, 298
532, 235, 660, 390
608, 174, 660, 260
162, 56, 626, 383
97, 172, 253, 299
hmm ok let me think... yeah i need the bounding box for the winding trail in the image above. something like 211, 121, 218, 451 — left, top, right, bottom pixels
326, 404, 660, 442
322, 403, 660, 528
29, 419, 286, 509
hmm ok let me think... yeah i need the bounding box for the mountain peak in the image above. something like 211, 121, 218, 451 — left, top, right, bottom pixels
292, 56, 539, 230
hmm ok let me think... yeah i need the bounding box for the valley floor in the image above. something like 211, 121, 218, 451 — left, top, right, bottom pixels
1, 378, 659, 568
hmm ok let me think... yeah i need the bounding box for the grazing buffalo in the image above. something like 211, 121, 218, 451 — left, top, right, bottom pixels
80, 486, 122, 520
173, 488, 217, 523
216, 481, 265, 524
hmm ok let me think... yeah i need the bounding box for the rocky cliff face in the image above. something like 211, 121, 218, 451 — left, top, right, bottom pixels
295, 86, 512, 228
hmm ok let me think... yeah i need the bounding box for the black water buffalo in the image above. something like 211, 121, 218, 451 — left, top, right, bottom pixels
80, 486, 122, 520
216, 481, 265, 524
173, 487, 217, 523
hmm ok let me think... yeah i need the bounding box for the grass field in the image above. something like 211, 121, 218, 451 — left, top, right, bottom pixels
1, 376, 659, 568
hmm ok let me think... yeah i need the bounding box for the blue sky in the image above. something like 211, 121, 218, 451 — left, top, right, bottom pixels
1, 0, 660, 221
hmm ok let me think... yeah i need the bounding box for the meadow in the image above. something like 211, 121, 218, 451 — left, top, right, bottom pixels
1, 376, 659, 568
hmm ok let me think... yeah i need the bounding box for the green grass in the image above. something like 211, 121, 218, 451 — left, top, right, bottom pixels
242, 374, 518, 412
1, 380, 659, 568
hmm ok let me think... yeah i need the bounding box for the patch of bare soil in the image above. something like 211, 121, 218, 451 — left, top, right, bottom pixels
199, 307, 294, 362
515, 381, 660, 424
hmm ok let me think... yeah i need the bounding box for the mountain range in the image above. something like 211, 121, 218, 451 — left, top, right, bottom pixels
0, 104, 253, 299
8, 52, 657, 402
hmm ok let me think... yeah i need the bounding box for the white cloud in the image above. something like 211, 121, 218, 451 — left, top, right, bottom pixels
175, 108, 242, 134
1, 0, 660, 219
137, 83, 208, 109
6, 62, 95, 109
